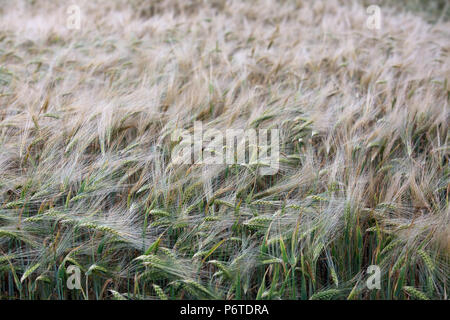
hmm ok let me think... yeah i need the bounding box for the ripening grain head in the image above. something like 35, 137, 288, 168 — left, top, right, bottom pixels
0, 0, 448, 299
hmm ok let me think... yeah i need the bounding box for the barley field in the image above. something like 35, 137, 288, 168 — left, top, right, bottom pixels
0, 0, 448, 300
